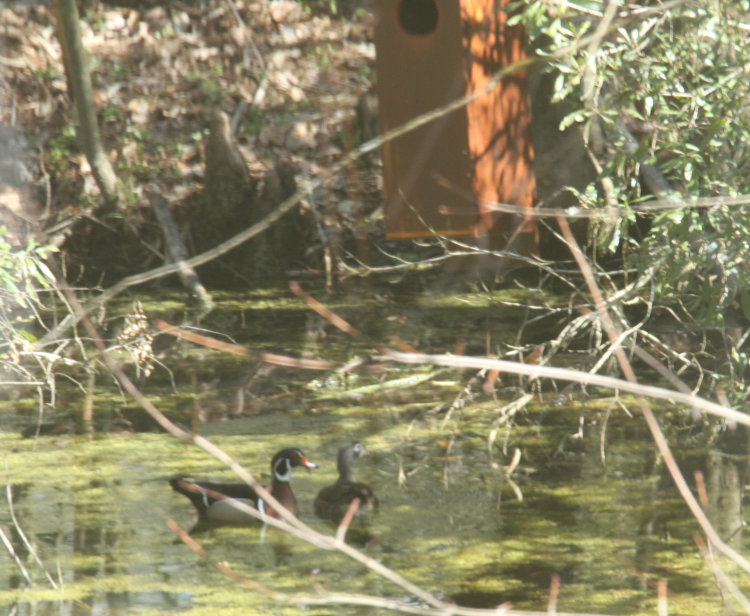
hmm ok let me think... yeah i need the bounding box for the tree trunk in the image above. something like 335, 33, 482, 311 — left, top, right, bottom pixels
52, 0, 120, 208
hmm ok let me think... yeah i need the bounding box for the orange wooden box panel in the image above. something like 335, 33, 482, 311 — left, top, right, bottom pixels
374, 0, 537, 248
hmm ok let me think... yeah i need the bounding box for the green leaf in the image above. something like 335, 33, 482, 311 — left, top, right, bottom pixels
683, 161, 694, 182
16, 329, 39, 344
559, 109, 589, 131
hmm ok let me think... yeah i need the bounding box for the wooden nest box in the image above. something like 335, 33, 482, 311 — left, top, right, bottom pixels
374, 0, 537, 252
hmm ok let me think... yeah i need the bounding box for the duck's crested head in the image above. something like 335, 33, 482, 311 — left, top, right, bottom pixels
272, 447, 317, 482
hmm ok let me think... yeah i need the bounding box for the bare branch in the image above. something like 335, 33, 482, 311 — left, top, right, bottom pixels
335, 497, 360, 545
378, 350, 746, 428
5, 477, 58, 588
0, 524, 32, 586
154, 320, 338, 371
554, 213, 750, 579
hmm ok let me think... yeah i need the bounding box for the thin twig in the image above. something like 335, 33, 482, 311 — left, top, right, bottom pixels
5, 470, 58, 589
555, 213, 750, 579
548, 573, 560, 615
656, 579, 667, 616
378, 350, 747, 428
289, 282, 363, 339
479, 193, 750, 220
335, 497, 360, 545
0, 524, 32, 586
154, 320, 338, 371
693, 534, 750, 613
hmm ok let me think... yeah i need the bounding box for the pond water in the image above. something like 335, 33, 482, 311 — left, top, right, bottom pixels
0, 287, 747, 615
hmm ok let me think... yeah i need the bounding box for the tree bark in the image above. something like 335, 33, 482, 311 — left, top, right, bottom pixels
52, 0, 120, 208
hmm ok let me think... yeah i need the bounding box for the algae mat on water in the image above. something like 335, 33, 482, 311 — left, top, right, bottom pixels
1, 400, 742, 616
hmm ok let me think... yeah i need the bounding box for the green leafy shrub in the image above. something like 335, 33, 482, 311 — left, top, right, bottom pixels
511, 0, 749, 402
0, 228, 57, 381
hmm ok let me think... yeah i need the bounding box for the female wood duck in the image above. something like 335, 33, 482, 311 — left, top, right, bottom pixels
170, 447, 316, 524
314, 442, 378, 523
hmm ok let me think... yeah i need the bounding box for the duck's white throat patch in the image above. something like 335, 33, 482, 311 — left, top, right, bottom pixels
274, 457, 292, 482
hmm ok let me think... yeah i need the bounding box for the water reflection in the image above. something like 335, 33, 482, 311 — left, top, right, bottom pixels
10, 590, 191, 616
2, 400, 747, 615
705, 425, 750, 546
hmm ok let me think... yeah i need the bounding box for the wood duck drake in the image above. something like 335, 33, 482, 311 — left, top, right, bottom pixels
170, 447, 316, 525
314, 442, 378, 523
